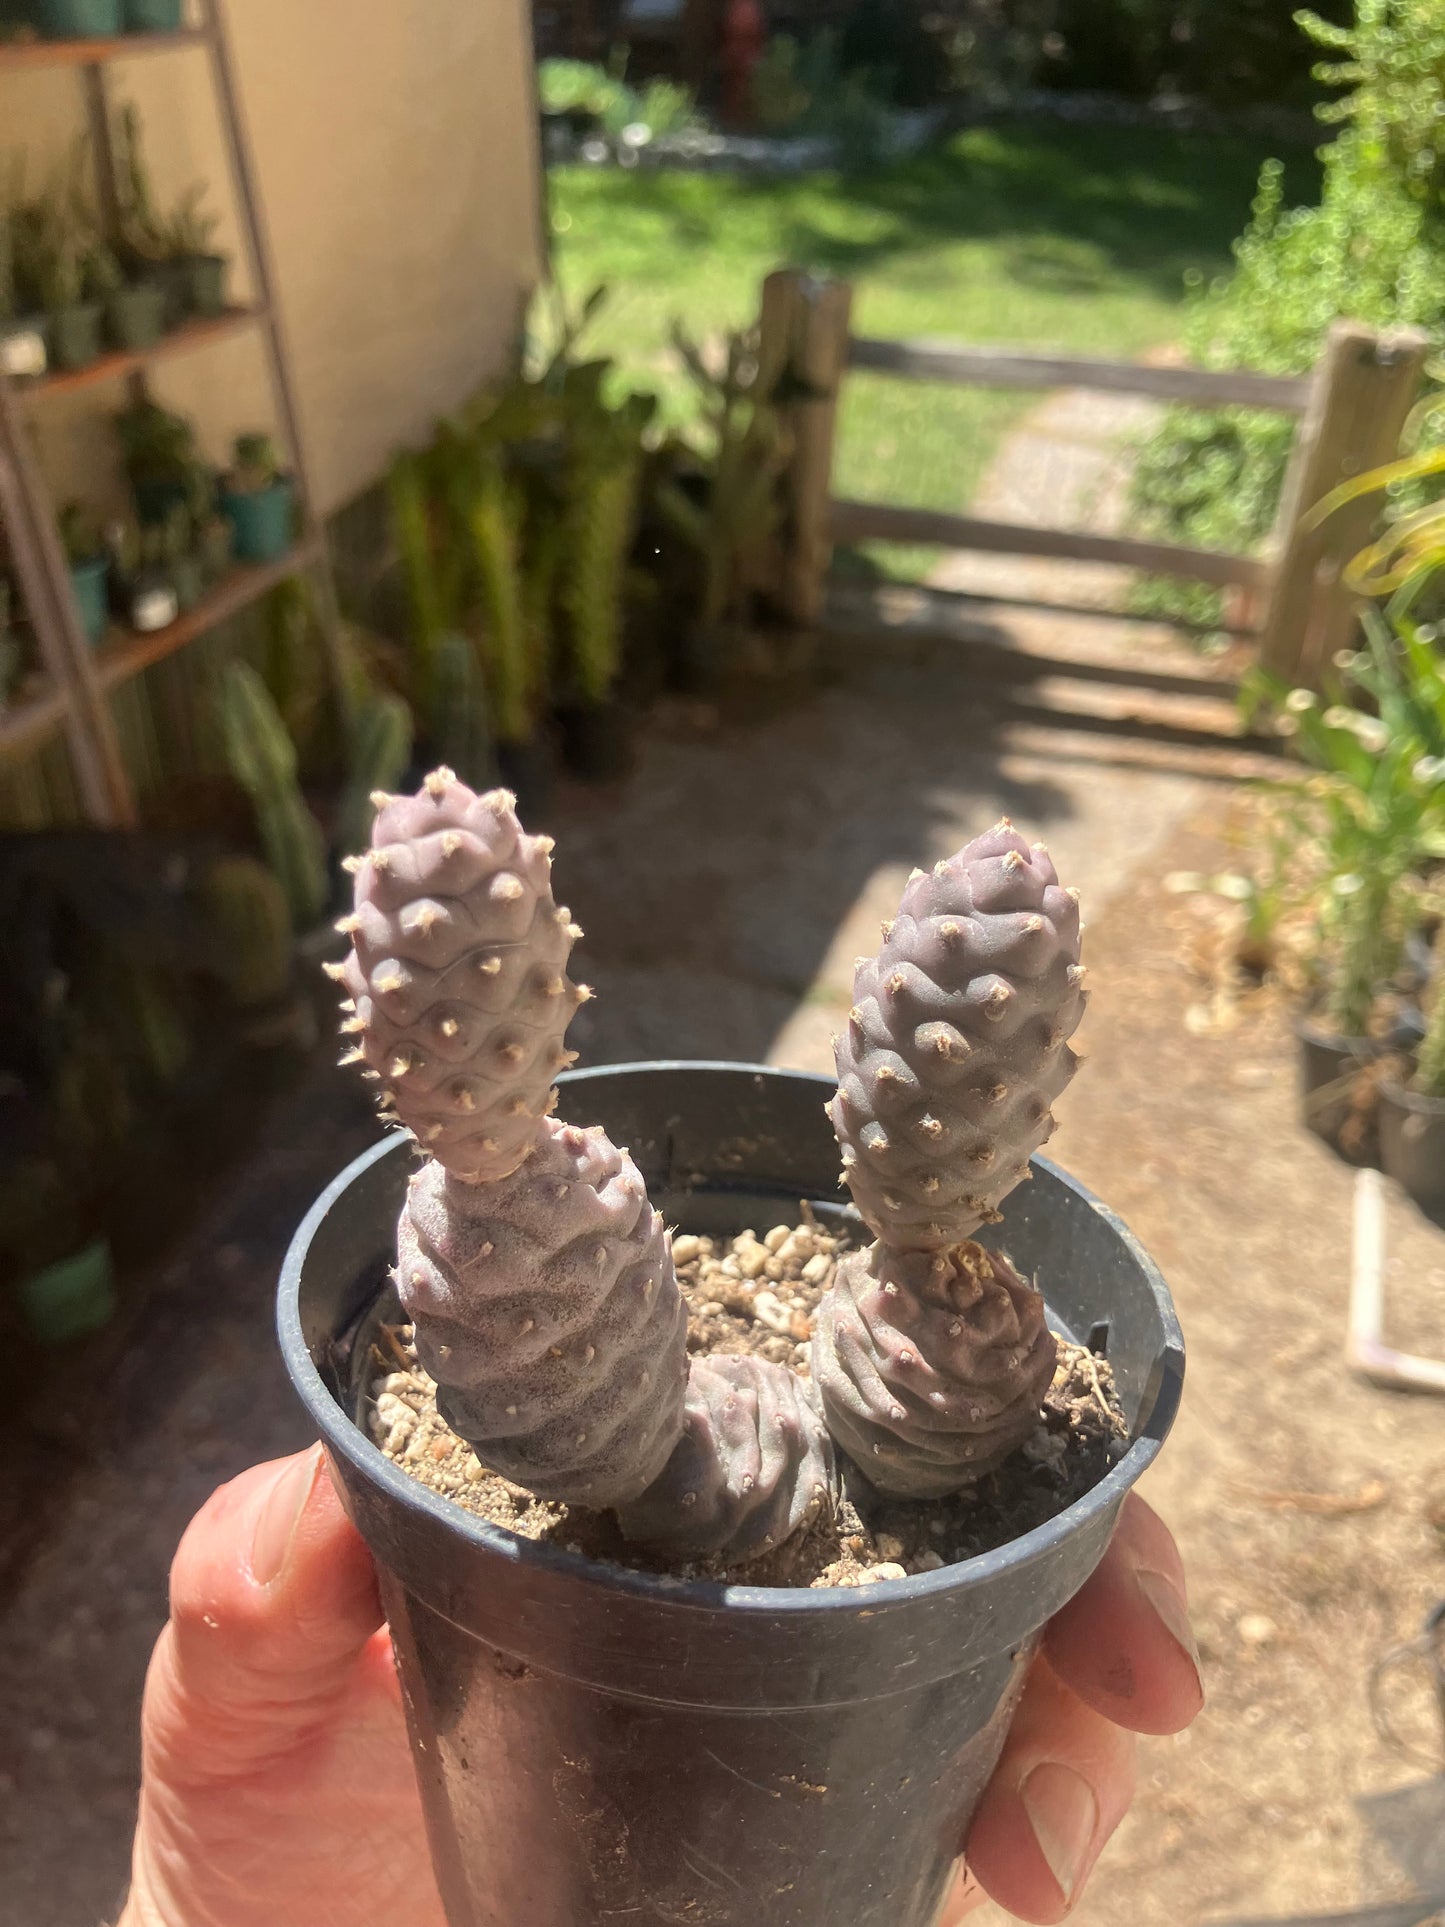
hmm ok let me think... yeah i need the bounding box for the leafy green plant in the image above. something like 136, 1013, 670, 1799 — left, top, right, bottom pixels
229, 433, 284, 493
656, 325, 790, 635
115, 397, 202, 486
114, 102, 169, 267
1245, 596, 1445, 1033
166, 181, 219, 260
1133, 0, 1445, 617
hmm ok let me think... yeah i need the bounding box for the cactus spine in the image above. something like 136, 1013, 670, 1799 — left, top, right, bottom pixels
812, 822, 1084, 1497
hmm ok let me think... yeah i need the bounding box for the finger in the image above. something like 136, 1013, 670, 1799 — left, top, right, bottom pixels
1043, 1492, 1203, 1736
965, 1655, 1136, 1923
143, 1445, 385, 1785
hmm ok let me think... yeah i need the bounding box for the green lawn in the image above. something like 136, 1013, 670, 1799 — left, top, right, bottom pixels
549, 119, 1317, 570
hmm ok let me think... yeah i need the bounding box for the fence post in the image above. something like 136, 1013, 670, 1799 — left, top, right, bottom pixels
759, 268, 853, 628
1258, 320, 1430, 687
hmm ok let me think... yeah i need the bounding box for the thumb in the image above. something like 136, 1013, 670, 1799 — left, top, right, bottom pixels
142, 1445, 386, 1787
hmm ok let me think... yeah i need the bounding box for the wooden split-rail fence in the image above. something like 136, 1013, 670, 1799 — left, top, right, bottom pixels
757, 268, 1431, 688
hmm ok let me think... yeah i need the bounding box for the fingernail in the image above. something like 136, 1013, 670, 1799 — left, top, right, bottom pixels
252, 1448, 321, 1586
1020, 1761, 1099, 1906
1136, 1568, 1205, 1695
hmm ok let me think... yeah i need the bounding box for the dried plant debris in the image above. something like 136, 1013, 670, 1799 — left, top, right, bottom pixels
369, 1218, 1128, 1589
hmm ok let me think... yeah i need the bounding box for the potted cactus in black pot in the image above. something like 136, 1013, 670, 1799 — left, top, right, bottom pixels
279, 771, 1183, 1927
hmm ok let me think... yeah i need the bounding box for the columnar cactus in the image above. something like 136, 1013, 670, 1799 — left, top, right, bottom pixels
337, 771, 835, 1556
812, 821, 1085, 1497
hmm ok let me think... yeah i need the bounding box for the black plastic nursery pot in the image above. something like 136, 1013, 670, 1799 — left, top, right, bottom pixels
106, 282, 167, 352
279, 1063, 1183, 1927
48, 301, 103, 372
555, 697, 637, 783
1379, 1076, 1445, 1217
183, 252, 228, 317
1295, 1013, 1379, 1159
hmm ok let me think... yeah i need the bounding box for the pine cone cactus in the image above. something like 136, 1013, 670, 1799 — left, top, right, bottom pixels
618, 1353, 836, 1562
812, 1241, 1055, 1498
829, 821, 1085, 1253
332, 769, 589, 1184
399, 1119, 688, 1507
336, 770, 835, 1559
812, 821, 1083, 1497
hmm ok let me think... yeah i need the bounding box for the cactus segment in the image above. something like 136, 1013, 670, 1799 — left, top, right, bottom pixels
811, 1240, 1056, 1499
830, 822, 1085, 1251
399, 1116, 688, 1508
617, 1352, 837, 1562
338, 769, 577, 1182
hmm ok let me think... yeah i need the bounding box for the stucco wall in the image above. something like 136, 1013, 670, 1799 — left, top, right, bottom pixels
4, 0, 545, 515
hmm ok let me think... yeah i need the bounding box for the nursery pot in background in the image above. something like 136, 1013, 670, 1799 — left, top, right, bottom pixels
280, 1062, 1183, 1927
48, 301, 103, 372
221, 475, 294, 562
106, 282, 167, 351
33, 0, 122, 34
182, 252, 228, 316
1295, 1013, 1379, 1160
1379, 1077, 1445, 1217
68, 554, 110, 646
555, 698, 637, 783
122, 0, 183, 27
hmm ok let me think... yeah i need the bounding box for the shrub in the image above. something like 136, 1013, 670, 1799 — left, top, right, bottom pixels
1132, 0, 1445, 616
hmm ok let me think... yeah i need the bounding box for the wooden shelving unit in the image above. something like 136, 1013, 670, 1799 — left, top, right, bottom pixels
0, 3, 340, 827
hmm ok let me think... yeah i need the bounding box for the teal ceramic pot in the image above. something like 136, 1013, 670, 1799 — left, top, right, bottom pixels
18, 1240, 116, 1345
48, 301, 104, 371
122, 0, 183, 27
33, 0, 122, 35
68, 553, 111, 645
106, 281, 167, 351
221, 476, 295, 562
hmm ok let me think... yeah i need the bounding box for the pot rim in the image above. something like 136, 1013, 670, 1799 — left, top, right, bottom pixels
278, 1060, 1184, 1615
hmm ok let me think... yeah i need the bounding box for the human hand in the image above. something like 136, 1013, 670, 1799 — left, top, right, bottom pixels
120, 1453, 1200, 1927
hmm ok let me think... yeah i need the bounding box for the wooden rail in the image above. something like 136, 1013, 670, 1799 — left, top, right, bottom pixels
757, 272, 1431, 687
829, 500, 1269, 592
848, 337, 1312, 414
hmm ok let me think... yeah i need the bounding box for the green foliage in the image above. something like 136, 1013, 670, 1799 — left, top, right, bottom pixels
115, 397, 203, 487
1244, 580, 1445, 1032
560, 391, 651, 703
1134, 1, 1445, 610
1417, 922, 1445, 1093
656, 326, 789, 631
230, 433, 284, 493
214, 660, 329, 929
537, 56, 697, 143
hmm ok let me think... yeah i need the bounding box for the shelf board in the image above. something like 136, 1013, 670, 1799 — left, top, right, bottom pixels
93, 539, 321, 692
0, 678, 69, 759
0, 542, 318, 766
0, 28, 206, 71
29, 307, 264, 401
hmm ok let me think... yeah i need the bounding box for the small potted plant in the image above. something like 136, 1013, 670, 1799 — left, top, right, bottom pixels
59, 503, 110, 646
115, 394, 206, 527
165, 181, 227, 317
279, 772, 1184, 1927
158, 503, 205, 612
1380, 921, 1445, 1215
90, 241, 166, 352
32, 190, 102, 372
220, 433, 296, 563
0, 176, 49, 379
107, 519, 180, 634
